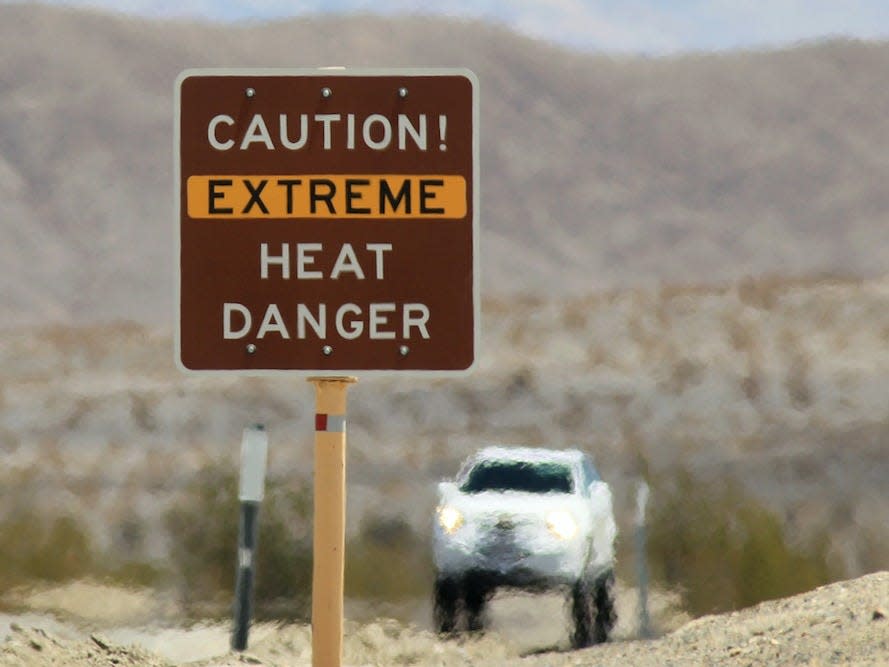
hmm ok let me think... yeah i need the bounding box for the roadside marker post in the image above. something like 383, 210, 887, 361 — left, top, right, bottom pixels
232, 424, 269, 652
308, 377, 357, 667
635, 479, 652, 639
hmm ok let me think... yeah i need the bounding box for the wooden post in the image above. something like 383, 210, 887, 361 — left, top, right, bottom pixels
308, 376, 357, 667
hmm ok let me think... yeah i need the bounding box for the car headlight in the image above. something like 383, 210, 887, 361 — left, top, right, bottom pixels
546, 510, 577, 540
438, 505, 463, 534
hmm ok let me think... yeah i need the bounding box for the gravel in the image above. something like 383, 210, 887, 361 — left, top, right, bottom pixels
2, 572, 886, 666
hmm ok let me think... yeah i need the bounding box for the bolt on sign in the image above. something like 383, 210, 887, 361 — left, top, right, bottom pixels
175, 69, 479, 374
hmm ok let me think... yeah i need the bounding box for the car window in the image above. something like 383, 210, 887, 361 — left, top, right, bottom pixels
460, 461, 574, 494
582, 457, 601, 485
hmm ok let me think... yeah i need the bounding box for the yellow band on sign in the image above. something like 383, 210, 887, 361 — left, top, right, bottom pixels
187, 174, 467, 219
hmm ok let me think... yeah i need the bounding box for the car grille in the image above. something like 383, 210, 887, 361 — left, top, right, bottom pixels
477, 514, 530, 567
495, 516, 515, 530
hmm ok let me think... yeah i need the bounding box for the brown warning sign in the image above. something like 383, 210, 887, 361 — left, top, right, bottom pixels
175, 69, 478, 374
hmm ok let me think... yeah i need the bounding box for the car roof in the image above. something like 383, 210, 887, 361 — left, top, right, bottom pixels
471, 446, 587, 466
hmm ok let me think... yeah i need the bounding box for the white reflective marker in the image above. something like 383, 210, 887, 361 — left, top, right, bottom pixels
635, 479, 649, 527
239, 424, 269, 502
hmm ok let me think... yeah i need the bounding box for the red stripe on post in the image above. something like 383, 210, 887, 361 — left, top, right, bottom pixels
315, 413, 346, 432
315, 413, 328, 431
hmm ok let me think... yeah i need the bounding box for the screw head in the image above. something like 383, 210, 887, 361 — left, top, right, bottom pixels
399, 345, 410, 356
245, 87, 256, 99
398, 87, 408, 98
322, 345, 333, 356
321, 87, 332, 98
246, 343, 257, 354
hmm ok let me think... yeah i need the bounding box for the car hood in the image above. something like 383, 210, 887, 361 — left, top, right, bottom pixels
439, 484, 585, 521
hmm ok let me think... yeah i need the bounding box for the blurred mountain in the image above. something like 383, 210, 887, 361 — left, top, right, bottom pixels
2, 4, 889, 326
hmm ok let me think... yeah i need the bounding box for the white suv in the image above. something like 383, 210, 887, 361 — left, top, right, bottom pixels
432, 446, 617, 647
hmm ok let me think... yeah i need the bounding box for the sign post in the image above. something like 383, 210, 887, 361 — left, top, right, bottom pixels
176, 68, 478, 667
308, 377, 356, 667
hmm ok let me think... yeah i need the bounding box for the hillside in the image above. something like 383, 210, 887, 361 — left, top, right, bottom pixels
2, 276, 887, 584
2, 5, 889, 325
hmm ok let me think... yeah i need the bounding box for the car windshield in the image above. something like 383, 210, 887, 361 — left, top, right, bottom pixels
460, 460, 574, 494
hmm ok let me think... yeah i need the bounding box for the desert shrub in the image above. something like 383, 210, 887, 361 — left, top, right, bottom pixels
0, 502, 166, 598
645, 468, 834, 615
165, 465, 435, 617
0, 513, 95, 592
101, 560, 166, 587
345, 515, 433, 602
164, 464, 313, 620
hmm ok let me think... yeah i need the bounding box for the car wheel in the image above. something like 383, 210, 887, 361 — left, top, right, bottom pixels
463, 572, 490, 632
433, 576, 460, 634
593, 570, 617, 643
570, 577, 595, 648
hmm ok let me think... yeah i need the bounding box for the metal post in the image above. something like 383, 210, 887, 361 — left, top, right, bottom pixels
308, 377, 357, 667
635, 479, 651, 638
232, 424, 268, 652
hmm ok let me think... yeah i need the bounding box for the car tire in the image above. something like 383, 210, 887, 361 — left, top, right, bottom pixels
570, 577, 595, 648
433, 576, 460, 634
592, 570, 617, 643
463, 572, 490, 632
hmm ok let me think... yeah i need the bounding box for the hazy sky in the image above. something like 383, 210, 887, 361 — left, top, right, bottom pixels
15, 0, 889, 53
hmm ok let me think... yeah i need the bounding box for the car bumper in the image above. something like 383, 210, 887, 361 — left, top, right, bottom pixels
434, 528, 587, 587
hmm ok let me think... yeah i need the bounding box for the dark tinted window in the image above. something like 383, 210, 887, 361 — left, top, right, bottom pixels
461, 461, 573, 494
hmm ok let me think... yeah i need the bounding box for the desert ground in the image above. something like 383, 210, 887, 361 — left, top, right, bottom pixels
1, 573, 886, 666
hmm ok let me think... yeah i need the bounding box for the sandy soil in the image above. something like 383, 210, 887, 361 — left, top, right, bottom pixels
1, 573, 886, 666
